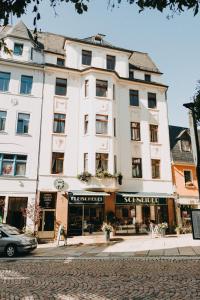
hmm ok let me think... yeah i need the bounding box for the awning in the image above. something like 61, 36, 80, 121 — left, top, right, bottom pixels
68, 190, 109, 204
116, 192, 175, 205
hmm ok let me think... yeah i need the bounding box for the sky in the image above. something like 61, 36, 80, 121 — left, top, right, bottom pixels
13, 0, 200, 127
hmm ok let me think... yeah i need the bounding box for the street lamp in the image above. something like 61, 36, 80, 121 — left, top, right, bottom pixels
183, 102, 200, 200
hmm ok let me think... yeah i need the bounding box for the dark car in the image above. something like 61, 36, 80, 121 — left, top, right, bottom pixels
0, 224, 37, 257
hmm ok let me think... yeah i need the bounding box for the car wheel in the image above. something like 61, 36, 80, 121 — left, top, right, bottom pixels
5, 244, 16, 257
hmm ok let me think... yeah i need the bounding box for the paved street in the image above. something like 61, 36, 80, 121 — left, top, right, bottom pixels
0, 258, 200, 299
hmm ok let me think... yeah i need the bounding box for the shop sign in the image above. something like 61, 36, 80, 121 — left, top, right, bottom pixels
116, 194, 167, 205
54, 178, 65, 191
69, 194, 104, 204
191, 209, 200, 239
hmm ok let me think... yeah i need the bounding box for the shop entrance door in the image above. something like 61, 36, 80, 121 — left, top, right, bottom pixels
38, 209, 55, 239
6, 197, 28, 230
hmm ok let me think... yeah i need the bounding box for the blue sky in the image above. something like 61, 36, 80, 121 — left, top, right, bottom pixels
14, 0, 200, 127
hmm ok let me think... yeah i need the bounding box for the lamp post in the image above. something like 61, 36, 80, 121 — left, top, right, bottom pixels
183, 102, 200, 200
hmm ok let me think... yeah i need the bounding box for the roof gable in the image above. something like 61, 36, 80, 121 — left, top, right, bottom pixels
6, 20, 33, 41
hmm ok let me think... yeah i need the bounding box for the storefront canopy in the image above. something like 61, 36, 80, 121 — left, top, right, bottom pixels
116, 192, 175, 205
68, 190, 110, 204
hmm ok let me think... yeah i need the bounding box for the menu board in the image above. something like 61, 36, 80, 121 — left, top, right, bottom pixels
40, 192, 56, 209
191, 209, 200, 239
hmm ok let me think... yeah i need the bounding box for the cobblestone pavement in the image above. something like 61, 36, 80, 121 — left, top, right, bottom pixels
0, 258, 200, 300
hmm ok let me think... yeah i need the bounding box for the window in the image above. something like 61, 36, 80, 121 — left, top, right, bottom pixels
122, 208, 129, 218
84, 153, 88, 172
96, 114, 108, 135
13, 43, 23, 56
57, 58, 65, 66
114, 155, 117, 174
148, 93, 157, 109
113, 84, 115, 100
145, 74, 151, 82
55, 78, 67, 96
0, 111, 7, 131
0, 72, 10, 92
181, 140, 191, 152
17, 113, 30, 134
84, 115, 89, 134
131, 122, 140, 141
130, 90, 139, 106
0, 154, 27, 176
51, 152, 64, 174
113, 118, 116, 137
132, 158, 142, 178
82, 50, 92, 65
106, 55, 115, 70
85, 80, 89, 97
96, 80, 108, 97
150, 124, 158, 143
20, 75, 33, 94
53, 113, 66, 134
129, 68, 134, 79
152, 159, 160, 179
184, 170, 192, 184
96, 153, 108, 172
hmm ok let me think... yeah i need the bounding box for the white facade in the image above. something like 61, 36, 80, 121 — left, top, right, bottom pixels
0, 22, 173, 234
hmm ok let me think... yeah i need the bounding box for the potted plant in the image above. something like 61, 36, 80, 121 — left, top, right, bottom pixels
77, 171, 92, 182
175, 225, 181, 235
102, 222, 113, 242
158, 222, 168, 237
96, 169, 115, 179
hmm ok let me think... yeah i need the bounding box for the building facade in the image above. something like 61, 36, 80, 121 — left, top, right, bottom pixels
0, 21, 175, 238
169, 125, 200, 232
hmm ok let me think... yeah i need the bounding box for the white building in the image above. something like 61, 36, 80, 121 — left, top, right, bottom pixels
0, 22, 174, 238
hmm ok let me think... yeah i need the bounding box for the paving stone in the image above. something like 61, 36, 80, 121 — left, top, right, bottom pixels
164, 248, 179, 256
148, 249, 164, 256
178, 247, 196, 256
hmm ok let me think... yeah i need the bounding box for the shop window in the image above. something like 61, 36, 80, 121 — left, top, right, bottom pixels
53, 113, 66, 133
122, 208, 129, 218
131, 122, 140, 141
0, 72, 10, 92
90, 208, 96, 217
181, 139, 191, 152
106, 55, 116, 70
96, 114, 108, 135
0, 154, 27, 176
0, 111, 7, 131
148, 93, 157, 109
57, 58, 65, 66
96, 153, 108, 172
85, 80, 89, 97
184, 170, 192, 185
55, 78, 67, 96
0, 197, 5, 223
51, 152, 64, 174
130, 90, 139, 106
84, 115, 89, 134
7, 197, 27, 230
150, 124, 158, 143
82, 50, 92, 65
20, 75, 33, 94
13, 43, 23, 56
17, 113, 30, 134
96, 80, 108, 97
145, 74, 151, 82
132, 158, 142, 178
151, 159, 160, 179
84, 153, 88, 172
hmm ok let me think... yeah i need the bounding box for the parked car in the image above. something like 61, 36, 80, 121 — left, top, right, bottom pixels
0, 224, 37, 257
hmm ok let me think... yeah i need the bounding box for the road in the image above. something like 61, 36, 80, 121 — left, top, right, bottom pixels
0, 258, 200, 299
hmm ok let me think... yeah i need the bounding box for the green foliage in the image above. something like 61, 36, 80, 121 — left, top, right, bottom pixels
96, 169, 115, 179
193, 81, 200, 123
77, 171, 92, 182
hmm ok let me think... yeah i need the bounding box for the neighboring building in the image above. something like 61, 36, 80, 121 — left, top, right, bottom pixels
169, 125, 199, 230
0, 21, 44, 231
0, 21, 174, 238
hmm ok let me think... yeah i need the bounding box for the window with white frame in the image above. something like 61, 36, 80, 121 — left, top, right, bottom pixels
184, 170, 192, 185
131, 122, 140, 141
106, 55, 115, 70
151, 159, 160, 179
13, 43, 23, 56
51, 152, 64, 174
0, 111, 7, 131
150, 124, 158, 142
82, 50, 92, 65
0, 72, 10, 92
84, 115, 89, 134
132, 158, 142, 178
20, 75, 33, 94
96, 153, 108, 172
17, 113, 30, 134
96, 80, 108, 97
0, 154, 27, 176
96, 114, 108, 135
55, 78, 67, 96
148, 93, 157, 109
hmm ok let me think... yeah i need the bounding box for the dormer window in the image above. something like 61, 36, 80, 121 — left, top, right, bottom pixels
13, 43, 23, 56
106, 55, 115, 71
145, 74, 151, 82
82, 50, 92, 66
129, 69, 134, 79
181, 139, 191, 152
57, 58, 65, 66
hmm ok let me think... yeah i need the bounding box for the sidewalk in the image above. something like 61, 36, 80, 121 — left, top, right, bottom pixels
31, 234, 200, 258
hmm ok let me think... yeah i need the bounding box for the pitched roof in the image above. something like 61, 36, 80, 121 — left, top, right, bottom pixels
129, 52, 161, 74
6, 21, 34, 41
169, 125, 194, 164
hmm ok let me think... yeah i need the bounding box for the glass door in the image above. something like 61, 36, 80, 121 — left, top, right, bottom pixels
38, 209, 55, 239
